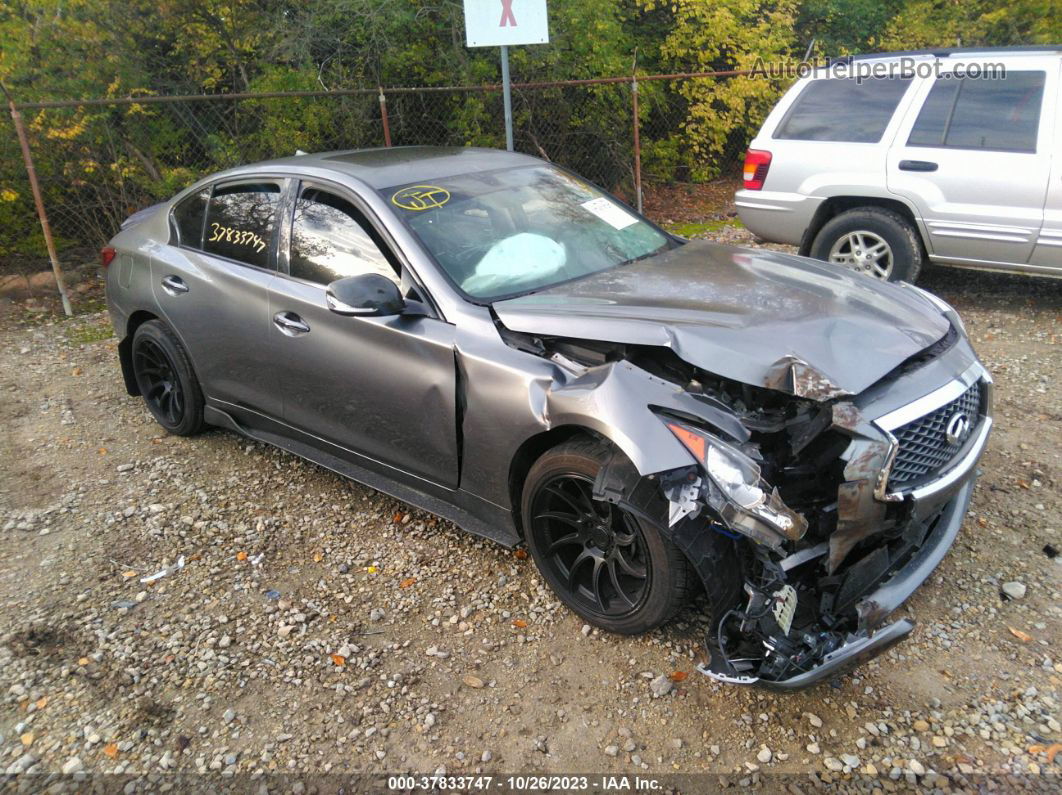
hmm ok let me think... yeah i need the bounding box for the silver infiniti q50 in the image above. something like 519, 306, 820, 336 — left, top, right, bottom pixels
105, 147, 992, 688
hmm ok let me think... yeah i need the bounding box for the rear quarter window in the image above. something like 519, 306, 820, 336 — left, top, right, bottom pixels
202, 183, 281, 269
171, 189, 209, 248
774, 76, 912, 143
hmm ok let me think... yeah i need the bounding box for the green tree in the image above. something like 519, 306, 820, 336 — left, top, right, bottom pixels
797, 0, 906, 55
641, 0, 799, 180
880, 0, 1062, 49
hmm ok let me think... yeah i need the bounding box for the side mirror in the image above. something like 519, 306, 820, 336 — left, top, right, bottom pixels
325, 274, 405, 317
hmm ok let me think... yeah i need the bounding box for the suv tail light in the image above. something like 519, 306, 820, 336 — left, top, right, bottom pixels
742, 149, 772, 190
100, 246, 116, 269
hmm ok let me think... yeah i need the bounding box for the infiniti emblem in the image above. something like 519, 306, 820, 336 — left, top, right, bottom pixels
945, 412, 972, 446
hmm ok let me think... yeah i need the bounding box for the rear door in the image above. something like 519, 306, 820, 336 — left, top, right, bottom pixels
154, 179, 285, 417
887, 59, 1056, 266
268, 180, 460, 488
1030, 59, 1062, 271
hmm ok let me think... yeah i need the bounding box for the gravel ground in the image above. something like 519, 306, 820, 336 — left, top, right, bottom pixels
0, 236, 1060, 789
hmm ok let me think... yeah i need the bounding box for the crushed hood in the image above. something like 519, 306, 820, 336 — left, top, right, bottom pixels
492, 241, 950, 399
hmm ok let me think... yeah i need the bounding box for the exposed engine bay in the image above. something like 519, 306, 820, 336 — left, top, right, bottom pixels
500, 326, 988, 688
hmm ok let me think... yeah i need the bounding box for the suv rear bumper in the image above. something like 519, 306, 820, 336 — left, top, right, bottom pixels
734, 190, 821, 246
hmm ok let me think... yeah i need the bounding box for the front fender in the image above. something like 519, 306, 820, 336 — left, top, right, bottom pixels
542, 359, 748, 477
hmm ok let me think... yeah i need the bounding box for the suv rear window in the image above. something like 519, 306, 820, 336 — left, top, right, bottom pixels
774, 76, 912, 143
202, 183, 281, 269
908, 71, 1045, 153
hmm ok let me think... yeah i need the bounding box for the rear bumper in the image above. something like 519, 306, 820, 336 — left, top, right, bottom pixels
734, 190, 820, 246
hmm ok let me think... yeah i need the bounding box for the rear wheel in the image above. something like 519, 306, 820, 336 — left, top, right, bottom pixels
131, 320, 205, 436
811, 206, 924, 282
522, 438, 694, 634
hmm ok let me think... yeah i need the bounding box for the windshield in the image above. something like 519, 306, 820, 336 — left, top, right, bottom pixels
383, 165, 674, 300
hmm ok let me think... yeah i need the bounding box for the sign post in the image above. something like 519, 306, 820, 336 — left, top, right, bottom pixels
500, 45, 514, 151
463, 1, 549, 152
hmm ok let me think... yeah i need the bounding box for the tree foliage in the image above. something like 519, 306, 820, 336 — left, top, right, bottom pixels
642, 0, 799, 179
879, 0, 1062, 49
0, 0, 1057, 258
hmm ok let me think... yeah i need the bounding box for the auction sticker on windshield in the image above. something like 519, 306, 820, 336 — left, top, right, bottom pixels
392, 185, 451, 211
581, 196, 637, 230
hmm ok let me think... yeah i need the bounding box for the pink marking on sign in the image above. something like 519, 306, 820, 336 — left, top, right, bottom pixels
499, 0, 517, 27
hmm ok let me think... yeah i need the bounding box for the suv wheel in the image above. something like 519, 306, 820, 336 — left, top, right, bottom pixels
521, 438, 695, 635
811, 207, 924, 282
131, 320, 206, 436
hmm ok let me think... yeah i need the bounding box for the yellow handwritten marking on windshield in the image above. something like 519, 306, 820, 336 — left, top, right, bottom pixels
391, 185, 450, 211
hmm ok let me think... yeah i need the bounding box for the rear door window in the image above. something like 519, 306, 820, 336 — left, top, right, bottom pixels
775, 76, 912, 143
203, 182, 282, 269
907, 71, 1045, 152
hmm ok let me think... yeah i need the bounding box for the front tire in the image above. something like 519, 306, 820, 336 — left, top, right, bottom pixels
521, 438, 694, 635
810, 206, 924, 282
131, 320, 205, 436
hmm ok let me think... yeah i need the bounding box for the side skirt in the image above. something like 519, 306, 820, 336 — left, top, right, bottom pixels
203, 404, 520, 548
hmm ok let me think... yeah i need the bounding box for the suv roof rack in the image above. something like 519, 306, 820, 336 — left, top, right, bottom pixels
828, 45, 1062, 65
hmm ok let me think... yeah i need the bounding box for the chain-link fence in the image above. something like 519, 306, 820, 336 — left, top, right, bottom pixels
0, 72, 756, 284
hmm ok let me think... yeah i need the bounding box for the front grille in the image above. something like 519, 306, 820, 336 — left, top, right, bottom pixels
887, 381, 983, 489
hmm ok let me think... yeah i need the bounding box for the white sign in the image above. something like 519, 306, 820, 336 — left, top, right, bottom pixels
464, 0, 549, 47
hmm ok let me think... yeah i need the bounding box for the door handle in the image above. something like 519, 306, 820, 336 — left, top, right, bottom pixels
898, 159, 938, 172
273, 311, 311, 336
160, 275, 189, 296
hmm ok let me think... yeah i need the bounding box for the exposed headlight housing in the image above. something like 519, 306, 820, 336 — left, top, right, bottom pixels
664, 421, 807, 549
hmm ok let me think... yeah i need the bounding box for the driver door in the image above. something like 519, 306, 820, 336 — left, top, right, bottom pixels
268, 180, 460, 488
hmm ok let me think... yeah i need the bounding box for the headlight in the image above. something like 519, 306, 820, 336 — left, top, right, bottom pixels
706, 444, 765, 510
664, 421, 807, 546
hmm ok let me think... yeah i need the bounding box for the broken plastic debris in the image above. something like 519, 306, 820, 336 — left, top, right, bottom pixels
139, 555, 186, 584
249, 553, 265, 566
265, 589, 281, 600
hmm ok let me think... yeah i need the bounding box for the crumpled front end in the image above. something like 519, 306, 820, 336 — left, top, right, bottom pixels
589, 336, 992, 689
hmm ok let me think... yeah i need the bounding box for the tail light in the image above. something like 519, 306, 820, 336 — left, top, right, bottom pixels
742, 149, 772, 190
100, 246, 117, 269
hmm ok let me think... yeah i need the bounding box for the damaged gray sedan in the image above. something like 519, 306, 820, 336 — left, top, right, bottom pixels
104, 147, 992, 689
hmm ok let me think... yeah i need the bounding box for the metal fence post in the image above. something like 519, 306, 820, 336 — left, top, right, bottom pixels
2, 83, 73, 316
631, 75, 643, 215
378, 86, 392, 147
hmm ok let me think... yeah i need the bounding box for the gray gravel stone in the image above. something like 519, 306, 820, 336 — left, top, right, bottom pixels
1002, 581, 1026, 599
650, 674, 672, 697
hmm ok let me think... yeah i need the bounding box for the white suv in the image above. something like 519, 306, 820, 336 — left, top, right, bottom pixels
736, 48, 1061, 281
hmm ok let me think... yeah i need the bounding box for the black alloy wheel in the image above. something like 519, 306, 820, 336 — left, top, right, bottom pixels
529, 472, 652, 619
134, 337, 185, 426
130, 319, 205, 436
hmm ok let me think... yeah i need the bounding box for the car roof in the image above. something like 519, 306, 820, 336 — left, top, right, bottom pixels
233, 146, 543, 190
829, 46, 1062, 66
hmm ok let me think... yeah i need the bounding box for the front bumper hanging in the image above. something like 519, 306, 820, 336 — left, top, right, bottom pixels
699, 478, 975, 689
